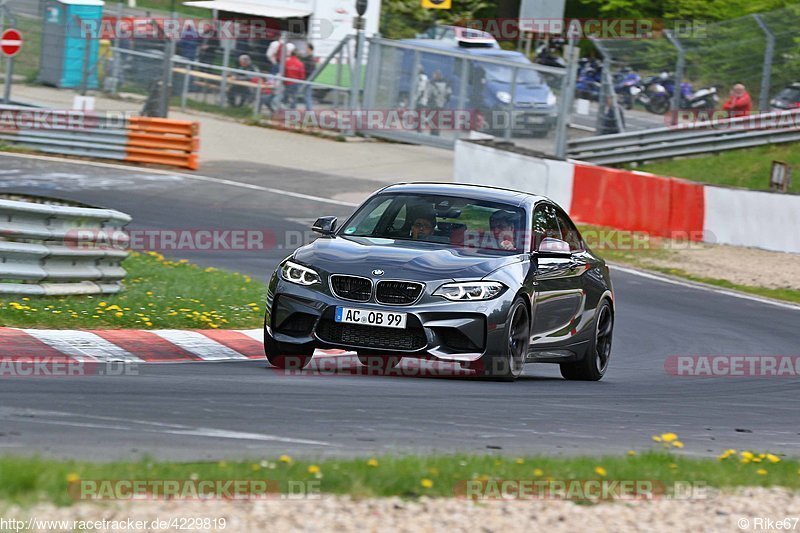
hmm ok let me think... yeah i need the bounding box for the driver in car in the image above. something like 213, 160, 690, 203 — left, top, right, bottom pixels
410, 211, 436, 240
489, 210, 517, 251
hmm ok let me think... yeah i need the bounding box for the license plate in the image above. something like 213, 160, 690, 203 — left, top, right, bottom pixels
335, 307, 407, 329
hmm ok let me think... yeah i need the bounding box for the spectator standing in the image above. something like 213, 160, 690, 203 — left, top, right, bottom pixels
266, 40, 296, 74
283, 50, 307, 109
300, 43, 317, 110
722, 83, 752, 117
423, 70, 452, 136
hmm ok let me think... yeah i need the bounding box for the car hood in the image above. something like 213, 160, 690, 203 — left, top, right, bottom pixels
293, 236, 522, 281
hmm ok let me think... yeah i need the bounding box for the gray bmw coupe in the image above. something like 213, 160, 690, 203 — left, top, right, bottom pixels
264, 183, 614, 381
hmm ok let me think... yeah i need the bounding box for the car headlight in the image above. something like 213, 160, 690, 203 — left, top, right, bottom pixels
546, 92, 557, 106
281, 260, 321, 286
434, 281, 506, 301
496, 91, 512, 104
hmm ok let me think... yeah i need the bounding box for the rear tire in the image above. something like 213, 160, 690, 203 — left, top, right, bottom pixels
264, 332, 313, 370
560, 300, 613, 381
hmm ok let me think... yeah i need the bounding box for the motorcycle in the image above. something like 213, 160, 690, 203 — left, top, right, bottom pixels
575, 59, 602, 101
613, 68, 642, 110
639, 72, 718, 114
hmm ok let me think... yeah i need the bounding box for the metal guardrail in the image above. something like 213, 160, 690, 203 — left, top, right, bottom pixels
567, 109, 800, 165
0, 198, 131, 295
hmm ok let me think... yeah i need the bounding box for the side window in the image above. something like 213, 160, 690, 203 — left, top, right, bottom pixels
532, 203, 560, 249
555, 210, 584, 252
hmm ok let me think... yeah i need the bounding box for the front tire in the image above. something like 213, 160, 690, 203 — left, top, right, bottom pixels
560, 300, 613, 381
264, 332, 313, 370
475, 297, 530, 381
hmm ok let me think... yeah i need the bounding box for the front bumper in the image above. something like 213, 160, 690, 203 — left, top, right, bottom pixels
266, 278, 516, 363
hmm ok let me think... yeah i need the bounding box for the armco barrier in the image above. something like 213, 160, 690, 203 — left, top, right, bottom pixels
0, 106, 199, 170
0, 198, 132, 295
453, 139, 800, 254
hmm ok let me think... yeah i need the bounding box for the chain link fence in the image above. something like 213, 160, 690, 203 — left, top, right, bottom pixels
589, 6, 800, 131
362, 37, 573, 155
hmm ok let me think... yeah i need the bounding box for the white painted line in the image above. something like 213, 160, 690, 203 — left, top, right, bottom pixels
0, 152, 359, 207
22, 330, 144, 362
152, 330, 249, 360
1, 408, 332, 446
611, 264, 800, 311
238, 329, 264, 343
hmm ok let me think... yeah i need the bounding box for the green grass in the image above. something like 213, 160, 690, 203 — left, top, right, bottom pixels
0, 252, 266, 330
630, 143, 800, 194
0, 450, 797, 507
578, 224, 800, 304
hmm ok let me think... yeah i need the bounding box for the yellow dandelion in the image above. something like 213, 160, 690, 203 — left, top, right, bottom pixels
279, 454, 292, 464
99, 302, 107, 307
652, 435, 662, 442
66, 472, 80, 483
661, 433, 678, 443
420, 478, 434, 489
251, 463, 261, 472
532, 468, 544, 477
756, 469, 768, 476
367, 458, 379, 468
115, 312, 123, 318
308, 465, 320, 474
594, 466, 607, 477
672, 441, 684, 449
515, 458, 524, 465
766, 454, 781, 464
627, 450, 637, 456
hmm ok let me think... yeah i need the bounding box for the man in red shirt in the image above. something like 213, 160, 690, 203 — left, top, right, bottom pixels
722, 83, 752, 117
283, 51, 307, 110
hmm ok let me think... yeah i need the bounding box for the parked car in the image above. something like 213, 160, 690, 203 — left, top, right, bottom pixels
770, 82, 800, 111
263, 183, 615, 382
396, 36, 558, 138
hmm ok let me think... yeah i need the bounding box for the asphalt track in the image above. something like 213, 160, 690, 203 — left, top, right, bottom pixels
0, 153, 798, 461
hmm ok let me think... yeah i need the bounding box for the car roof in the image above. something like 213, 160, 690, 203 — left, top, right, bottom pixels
377, 182, 546, 207
400, 39, 530, 61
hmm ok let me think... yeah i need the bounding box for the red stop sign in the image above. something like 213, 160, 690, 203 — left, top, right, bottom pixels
1, 29, 22, 57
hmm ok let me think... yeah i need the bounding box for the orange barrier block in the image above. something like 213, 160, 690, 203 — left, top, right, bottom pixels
125, 117, 200, 170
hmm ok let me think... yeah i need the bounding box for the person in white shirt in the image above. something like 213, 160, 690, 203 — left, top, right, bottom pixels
266, 40, 296, 74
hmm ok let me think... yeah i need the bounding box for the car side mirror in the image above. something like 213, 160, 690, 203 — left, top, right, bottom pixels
535, 237, 571, 258
312, 216, 337, 235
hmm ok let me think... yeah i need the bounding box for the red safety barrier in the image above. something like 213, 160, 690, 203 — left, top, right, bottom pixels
570, 164, 704, 240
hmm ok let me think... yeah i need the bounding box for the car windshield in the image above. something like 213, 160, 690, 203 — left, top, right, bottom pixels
483, 62, 542, 85
339, 193, 526, 253
777, 87, 800, 102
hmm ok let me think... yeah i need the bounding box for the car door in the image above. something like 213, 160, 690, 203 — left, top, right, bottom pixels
530, 202, 586, 345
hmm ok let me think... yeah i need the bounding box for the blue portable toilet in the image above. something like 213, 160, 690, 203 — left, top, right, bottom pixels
39, 0, 105, 89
